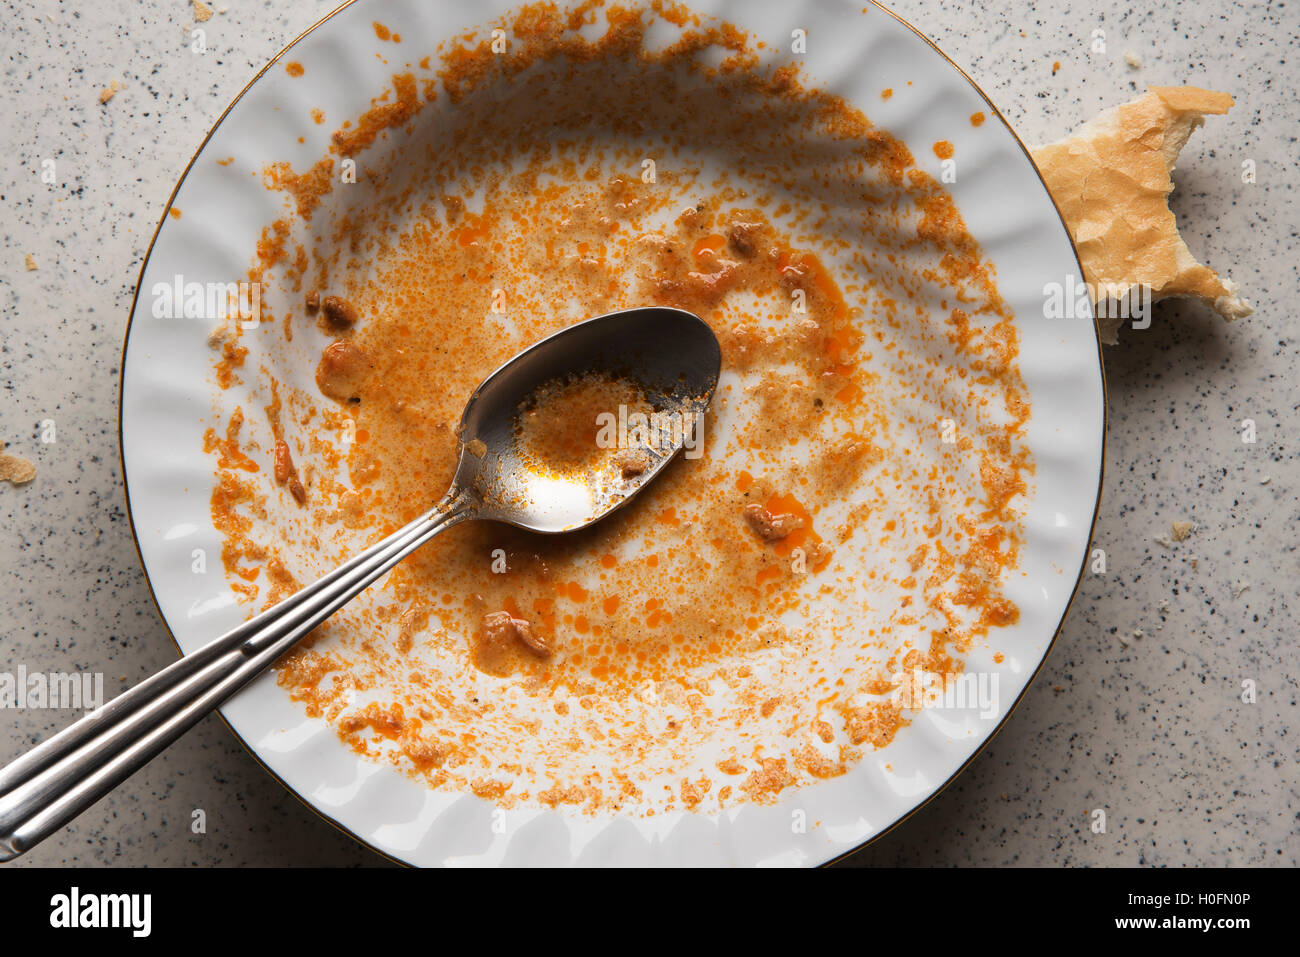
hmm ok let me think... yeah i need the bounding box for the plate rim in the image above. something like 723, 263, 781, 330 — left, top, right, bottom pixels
115, 0, 1107, 867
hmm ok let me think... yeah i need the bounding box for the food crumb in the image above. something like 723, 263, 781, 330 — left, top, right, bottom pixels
24, 254, 37, 271
1170, 521, 1196, 542
1123, 50, 1141, 69
742, 503, 804, 541
98, 80, 125, 104
1259, 475, 1271, 485
1231, 580, 1250, 599
465, 437, 487, 458
484, 611, 550, 657
1153, 534, 1174, 550
305, 290, 320, 312
285, 61, 305, 78
614, 448, 650, 477
0, 453, 37, 486
1051, 60, 1061, 75
321, 294, 359, 327
193, 0, 213, 23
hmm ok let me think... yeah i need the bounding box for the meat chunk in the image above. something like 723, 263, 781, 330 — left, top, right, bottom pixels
614, 448, 650, 477
321, 294, 359, 327
272, 440, 294, 484
726, 220, 764, 258
315, 340, 371, 402
483, 611, 551, 657
743, 503, 804, 541
304, 290, 320, 312
272, 440, 307, 506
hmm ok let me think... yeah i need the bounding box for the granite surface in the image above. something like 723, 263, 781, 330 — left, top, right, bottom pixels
1, 0, 1295, 867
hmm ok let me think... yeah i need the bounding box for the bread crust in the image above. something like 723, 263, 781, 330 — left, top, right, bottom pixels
1032, 86, 1251, 344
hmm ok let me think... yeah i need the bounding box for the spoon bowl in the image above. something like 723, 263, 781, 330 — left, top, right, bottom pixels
454, 307, 721, 532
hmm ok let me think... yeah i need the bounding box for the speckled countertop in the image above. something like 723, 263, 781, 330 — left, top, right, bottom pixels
1, 0, 1295, 867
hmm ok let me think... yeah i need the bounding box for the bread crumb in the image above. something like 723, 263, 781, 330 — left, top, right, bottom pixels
1123, 50, 1142, 69
98, 80, 125, 104
1153, 534, 1174, 550
1260, 475, 1271, 485
24, 254, 37, 271
207, 325, 228, 348
1155, 598, 1170, 630
1171, 521, 1197, 542
0, 453, 37, 486
193, 0, 213, 22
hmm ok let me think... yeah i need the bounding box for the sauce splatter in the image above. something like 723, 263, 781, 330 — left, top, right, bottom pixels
207, 0, 1032, 815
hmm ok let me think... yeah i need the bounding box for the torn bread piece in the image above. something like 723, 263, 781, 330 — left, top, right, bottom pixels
0, 452, 37, 486
1032, 86, 1252, 344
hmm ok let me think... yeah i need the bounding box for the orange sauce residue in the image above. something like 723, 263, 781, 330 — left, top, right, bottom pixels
208, 0, 1032, 815
285, 61, 304, 77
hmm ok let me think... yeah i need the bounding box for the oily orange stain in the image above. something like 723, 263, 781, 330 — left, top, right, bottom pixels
778, 249, 849, 323
835, 381, 864, 404
765, 492, 821, 558
692, 233, 727, 261
455, 217, 490, 247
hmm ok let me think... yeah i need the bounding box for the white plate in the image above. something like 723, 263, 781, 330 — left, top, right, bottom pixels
120, 0, 1104, 866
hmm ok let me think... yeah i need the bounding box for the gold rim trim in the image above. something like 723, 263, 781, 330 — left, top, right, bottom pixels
114, 0, 1107, 869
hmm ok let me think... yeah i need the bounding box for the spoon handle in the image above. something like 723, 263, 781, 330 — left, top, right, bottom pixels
0, 489, 475, 861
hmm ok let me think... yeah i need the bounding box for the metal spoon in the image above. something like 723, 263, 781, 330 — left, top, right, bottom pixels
0, 306, 721, 861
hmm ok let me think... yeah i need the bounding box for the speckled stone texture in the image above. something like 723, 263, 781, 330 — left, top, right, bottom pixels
1, 0, 1295, 867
